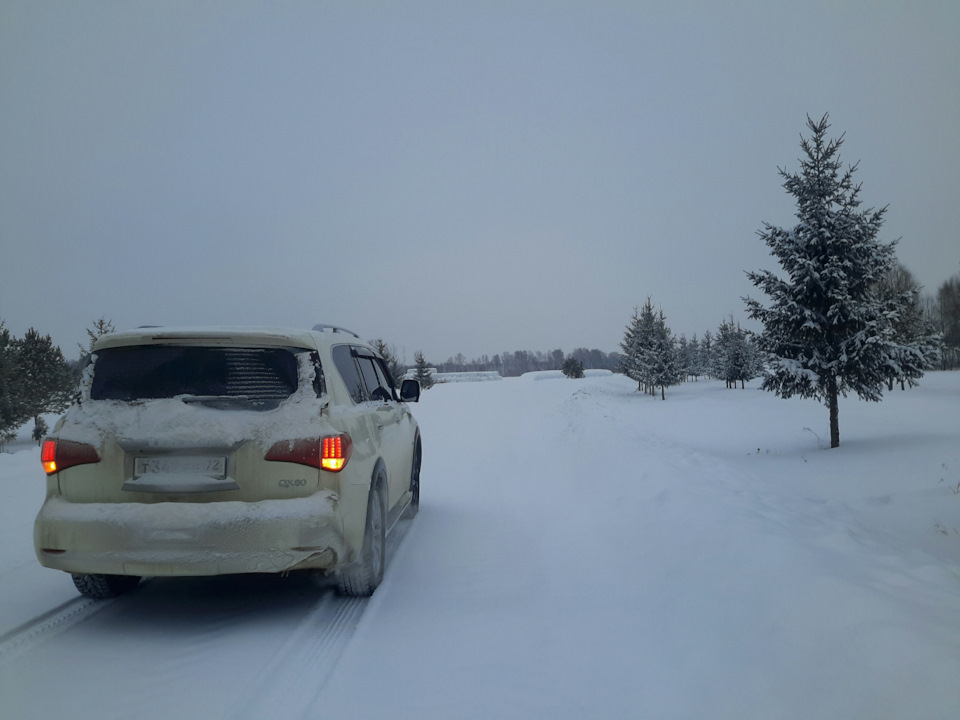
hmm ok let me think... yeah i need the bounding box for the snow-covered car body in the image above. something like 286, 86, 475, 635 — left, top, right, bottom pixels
34, 326, 421, 598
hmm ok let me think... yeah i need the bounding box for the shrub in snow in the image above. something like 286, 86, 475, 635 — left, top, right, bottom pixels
561, 357, 585, 379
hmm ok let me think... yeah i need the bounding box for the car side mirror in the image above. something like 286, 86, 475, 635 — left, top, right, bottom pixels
400, 379, 420, 402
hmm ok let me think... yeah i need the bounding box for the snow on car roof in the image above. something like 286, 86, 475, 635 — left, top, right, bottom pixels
92, 326, 363, 351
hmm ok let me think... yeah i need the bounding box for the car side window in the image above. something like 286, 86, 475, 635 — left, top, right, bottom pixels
356, 355, 392, 403
332, 345, 365, 404
372, 357, 398, 400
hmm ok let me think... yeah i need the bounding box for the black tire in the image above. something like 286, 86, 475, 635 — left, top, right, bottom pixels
409, 438, 421, 512
72, 573, 141, 599
337, 480, 386, 597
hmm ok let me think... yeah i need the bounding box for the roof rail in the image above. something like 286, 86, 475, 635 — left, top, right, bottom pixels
312, 324, 360, 339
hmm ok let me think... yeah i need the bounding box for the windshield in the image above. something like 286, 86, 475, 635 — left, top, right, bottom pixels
90, 345, 301, 408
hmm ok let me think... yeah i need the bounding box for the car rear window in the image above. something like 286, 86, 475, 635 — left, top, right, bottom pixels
90, 346, 301, 408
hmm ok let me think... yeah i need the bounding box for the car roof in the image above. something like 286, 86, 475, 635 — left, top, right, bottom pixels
92, 326, 369, 352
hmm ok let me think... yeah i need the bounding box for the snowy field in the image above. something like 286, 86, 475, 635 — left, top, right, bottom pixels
1, 372, 959, 719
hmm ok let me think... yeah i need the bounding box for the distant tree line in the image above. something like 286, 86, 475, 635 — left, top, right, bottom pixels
431, 348, 620, 377
386, 346, 621, 389
926, 271, 960, 371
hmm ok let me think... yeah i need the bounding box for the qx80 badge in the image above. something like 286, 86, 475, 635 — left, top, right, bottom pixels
278, 478, 308, 488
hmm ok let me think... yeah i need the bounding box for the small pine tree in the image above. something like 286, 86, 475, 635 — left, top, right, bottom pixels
876, 263, 941, 388
14, 328, 75, 432
714, 318, 734, 388
561, 357, 585, 378
78, 317, 116, 359
32, 415, 49, 444
677, 334, 690, 382
619, 299, 659, 394
688, 334, 701, 381
619, 307, 643, 389
413, 351, 435, 390
699, 331, 714, 380
646, 308, 681, 400
713, 317, 757, 389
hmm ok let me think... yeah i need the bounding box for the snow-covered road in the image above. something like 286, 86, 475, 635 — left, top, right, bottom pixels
2, 373, 959, 719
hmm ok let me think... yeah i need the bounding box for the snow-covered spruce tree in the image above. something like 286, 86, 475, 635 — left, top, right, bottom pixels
732, 325, 760, 389
745, 114, 930, 448
714, 317, 758, 389
688, 334, 701, 381
620, 298, 664, 395
677, 334, 690, 382
413, 351, 435, 390
699, 330, 714, 380
713, 319, 734, 387
646, 308, 681, 400
10, 328, 74, 443
619, 304, 647, 392
876, 263, 941, 388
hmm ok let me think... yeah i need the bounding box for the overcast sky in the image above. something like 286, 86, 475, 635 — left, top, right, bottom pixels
2, 1, 958, 363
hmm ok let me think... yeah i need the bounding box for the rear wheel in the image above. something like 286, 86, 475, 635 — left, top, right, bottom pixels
72, 573, 141, 599
409, 438, 421, 512
337, 480, 386, 597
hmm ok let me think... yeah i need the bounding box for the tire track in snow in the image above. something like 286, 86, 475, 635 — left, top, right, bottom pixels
231, 510, 416, 719
231, 592, 369, 720
0, 595, 113, 664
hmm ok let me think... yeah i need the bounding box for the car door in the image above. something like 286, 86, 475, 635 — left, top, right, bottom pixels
352, 348, 411, 510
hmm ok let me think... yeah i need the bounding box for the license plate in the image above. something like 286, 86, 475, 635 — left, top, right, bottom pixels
134, 456, 227, 479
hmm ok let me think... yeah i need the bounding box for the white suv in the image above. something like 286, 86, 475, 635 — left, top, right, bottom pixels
35, 325, 421, 598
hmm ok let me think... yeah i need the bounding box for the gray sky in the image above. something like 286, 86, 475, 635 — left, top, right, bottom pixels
2, 1, 958, 363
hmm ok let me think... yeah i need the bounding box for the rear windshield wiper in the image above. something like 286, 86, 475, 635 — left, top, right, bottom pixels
178, 394, 251, 404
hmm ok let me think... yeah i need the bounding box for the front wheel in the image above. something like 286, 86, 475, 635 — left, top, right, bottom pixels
337, 480, 386, 597
72, 573, 141, 599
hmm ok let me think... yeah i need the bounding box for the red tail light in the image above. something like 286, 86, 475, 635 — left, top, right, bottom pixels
41, 438, 100, 475
320, 434, 352, 472
265, 434, 352, 472
41, 439, 56, 474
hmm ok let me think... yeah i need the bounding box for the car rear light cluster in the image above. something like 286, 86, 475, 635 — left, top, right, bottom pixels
41, 438, 100, 475
265, 433, 352, 472
320, 435, 352, 471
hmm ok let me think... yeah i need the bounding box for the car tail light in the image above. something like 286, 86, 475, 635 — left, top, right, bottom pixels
41, 438, 100, 475
320, 434, 352, 472
265, 434, 352, 472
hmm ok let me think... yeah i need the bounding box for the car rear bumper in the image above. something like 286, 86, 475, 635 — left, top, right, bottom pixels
34, 492, 345, 576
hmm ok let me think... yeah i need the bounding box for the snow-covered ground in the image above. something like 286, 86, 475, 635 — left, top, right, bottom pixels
1, 372, 959, 719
